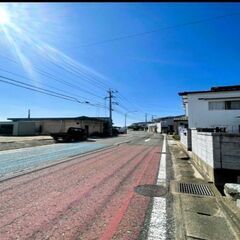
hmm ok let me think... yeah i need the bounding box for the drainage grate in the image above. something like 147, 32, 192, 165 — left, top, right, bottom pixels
178, 182, 214, 196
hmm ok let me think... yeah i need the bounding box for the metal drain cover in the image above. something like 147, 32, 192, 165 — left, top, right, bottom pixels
178, 182, 214, 196
134, 184, 167, 197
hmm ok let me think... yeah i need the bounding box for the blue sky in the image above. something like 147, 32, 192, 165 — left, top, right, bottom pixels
0, 3, 240, 126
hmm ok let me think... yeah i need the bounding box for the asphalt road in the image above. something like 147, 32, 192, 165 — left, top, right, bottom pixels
0, 133, 163, 240
0, 131, 149, 180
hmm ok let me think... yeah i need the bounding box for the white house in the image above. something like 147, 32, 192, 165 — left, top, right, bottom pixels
178, 85, 240, 186
179, 85, 240, 133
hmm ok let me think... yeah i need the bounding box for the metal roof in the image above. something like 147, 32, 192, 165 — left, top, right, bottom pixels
8, 116, 110, 123
154, 115, 184, 122
173, 116, 188, 121
179, 85, 240, 96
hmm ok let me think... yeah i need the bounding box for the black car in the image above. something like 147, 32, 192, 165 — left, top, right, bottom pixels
50, 127, 88, 142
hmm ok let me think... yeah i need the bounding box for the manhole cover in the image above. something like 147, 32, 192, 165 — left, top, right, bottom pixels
134, 184, 167, 197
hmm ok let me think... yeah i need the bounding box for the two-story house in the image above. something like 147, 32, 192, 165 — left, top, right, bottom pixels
179, 85, 240, 133
178, 85, 240, 186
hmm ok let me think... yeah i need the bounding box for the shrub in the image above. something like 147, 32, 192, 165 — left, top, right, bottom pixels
172, 134, 180, 140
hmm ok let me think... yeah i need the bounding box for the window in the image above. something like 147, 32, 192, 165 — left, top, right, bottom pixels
225, 100, 240, 110
209, 101, 225, 110
209, 100, 240, 110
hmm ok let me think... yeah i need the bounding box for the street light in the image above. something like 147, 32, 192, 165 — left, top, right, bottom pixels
125, 111, 138, 133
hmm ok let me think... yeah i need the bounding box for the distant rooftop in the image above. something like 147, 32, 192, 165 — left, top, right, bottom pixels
8, 116, 110, 122
154, 115, 184, 122
179, 85, 240, 96
173, 115, 188, 121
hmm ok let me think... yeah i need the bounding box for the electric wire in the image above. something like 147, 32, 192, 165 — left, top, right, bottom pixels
79, 12, 240, 47
0, 75, 107, 109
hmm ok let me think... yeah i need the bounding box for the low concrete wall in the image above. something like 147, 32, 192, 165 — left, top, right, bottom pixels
191, 129, 240, 184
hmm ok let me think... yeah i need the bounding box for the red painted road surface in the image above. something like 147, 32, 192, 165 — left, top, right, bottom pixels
0, 143, 161, 240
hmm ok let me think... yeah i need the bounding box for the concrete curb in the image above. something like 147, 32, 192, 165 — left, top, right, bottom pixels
113, 140, 131, 146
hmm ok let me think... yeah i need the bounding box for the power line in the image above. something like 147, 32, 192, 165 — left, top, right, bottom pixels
0, 54, 151, 115
0, 77, 77, 103
0, 67, 105, 106
79, 12, 240, 47
0, 68, 87, 101
0, 75, 107, 109
0, 55, 145, 115
0, 52, 105, 100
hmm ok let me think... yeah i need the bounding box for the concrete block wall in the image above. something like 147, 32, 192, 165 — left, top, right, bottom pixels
191, 130, 240, 183
213, 134, 240, 170
191, 130, 214, 168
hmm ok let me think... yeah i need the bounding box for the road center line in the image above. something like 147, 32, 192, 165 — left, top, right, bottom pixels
147, 134, 167, 240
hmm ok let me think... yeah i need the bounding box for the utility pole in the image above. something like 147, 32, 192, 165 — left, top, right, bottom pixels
105, 89, 118, 137
125, 111, 137, 133
28, 109, 31, 119
124, 113, 127, 131
109, 89, 113, 136
145, 113, 148, 131
152, 114, 157, 122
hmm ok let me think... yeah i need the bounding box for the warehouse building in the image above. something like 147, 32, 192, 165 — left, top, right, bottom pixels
0, 116, 110, 136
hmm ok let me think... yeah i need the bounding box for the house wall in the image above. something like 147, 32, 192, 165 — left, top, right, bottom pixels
187, 91, 240, 133
34, 120, 103, 135
17, 122, 36, 136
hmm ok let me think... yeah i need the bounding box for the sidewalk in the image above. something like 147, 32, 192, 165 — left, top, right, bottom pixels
167, 136, 240, 240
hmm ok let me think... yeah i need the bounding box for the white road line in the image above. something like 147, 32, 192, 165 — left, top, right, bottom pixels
147, 134, 167, 240
145, 138, 151, 142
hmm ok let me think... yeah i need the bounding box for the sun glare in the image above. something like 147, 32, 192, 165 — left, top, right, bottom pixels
0, 7, 10, 25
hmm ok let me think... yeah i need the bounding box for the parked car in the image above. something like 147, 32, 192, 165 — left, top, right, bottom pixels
118, 127, 127, 134
50, 127, 88, 142
112, 127, 119, 137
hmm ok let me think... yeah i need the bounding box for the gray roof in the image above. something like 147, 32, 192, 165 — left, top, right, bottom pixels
179, 85, 240, 96
173, 116, 188, 121
8, 116, 110, 123
154, 115, 184, 122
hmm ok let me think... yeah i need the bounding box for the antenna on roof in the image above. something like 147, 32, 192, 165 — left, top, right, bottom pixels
28, 109, 31, 119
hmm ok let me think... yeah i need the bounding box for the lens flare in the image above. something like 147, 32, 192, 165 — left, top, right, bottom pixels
0, 7, 10, 25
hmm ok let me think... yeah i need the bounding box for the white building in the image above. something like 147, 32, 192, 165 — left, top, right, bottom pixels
154, 116, 183, 134
179, 85, 240, 133
147, 123, 157, 133
179, 85, 240, 185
